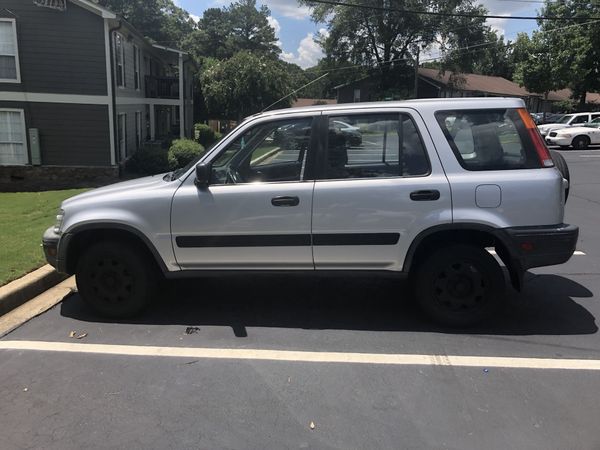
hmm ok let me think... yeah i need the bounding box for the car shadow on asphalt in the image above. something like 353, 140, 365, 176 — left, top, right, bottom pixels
59, 272, 597, 336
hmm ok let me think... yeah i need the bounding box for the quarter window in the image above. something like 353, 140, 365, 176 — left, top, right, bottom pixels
0, 19, 20, 82
323, 113, 429, 179
211, 118, 313, 184
436, 109, 542, 170
133, 45, 140, 90
0, 109, 27, 165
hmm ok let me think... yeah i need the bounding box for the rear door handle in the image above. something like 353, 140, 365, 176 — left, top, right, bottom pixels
410, 190, 440, 201
271, 196, 300, 207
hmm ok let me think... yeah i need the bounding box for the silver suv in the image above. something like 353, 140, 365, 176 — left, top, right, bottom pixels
43, 98, 578, 326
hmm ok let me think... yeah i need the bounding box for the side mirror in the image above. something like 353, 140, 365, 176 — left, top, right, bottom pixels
194, 162, 211, 188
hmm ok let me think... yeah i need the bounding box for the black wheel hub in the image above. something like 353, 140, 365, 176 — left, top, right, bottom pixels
88, 258, 134, 304
433, 261, 486, 311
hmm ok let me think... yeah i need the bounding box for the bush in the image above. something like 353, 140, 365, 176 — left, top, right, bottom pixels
168, 139, 204, 170
125, 144, 169, 175
195, 123, 220, 148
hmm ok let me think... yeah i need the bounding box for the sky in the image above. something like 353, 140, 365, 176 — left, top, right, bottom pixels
175, 0, 542, 69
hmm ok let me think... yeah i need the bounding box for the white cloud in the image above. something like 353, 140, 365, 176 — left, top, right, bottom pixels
265, 0, 311, 20
267, 16, 281, 34
281, 28, 327, 69
189, 13, 200, 23
487, 14, 510, 36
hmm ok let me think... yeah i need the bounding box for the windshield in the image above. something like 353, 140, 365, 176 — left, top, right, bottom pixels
557, 115, 573, 124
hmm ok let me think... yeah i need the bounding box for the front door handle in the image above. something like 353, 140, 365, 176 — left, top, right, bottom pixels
410, 190, 440, 201
271, 196, 300, 207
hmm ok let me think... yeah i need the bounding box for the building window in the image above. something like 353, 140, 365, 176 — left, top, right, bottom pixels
0, 19, 20, 83
117, 113, 127, 160
133, 45, 140, 90
0, 109, 27, 165
135, 111, 142, 150
114, 33, 125, 87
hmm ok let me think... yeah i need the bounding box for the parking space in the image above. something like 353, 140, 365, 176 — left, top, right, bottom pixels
1, 148, 600, 449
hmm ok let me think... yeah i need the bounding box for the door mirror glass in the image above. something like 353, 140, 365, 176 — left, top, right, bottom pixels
195, 162, 211, 187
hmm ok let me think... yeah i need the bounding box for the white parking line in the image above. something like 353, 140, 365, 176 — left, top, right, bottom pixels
487, 250, 585, 256
1, 340, 600, 371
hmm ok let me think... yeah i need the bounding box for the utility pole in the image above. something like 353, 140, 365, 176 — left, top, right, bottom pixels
413, 47, 420, 99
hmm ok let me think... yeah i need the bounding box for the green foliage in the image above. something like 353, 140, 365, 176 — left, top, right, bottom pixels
300, 0, 488, 91
513, 32, 567, 99
182, 0, 279, 62
536, 1, 600, 108
98, 0, 195, 47
125, 144, 170, 175
200, 51, 294, 119
168, 139, 204, 170
194, 124, 221, 148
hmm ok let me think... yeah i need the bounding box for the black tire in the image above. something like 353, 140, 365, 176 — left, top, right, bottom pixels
572, 135, 590, 150
414, 244, 505, 327
76, 241, 157, 318
550, 149, 570, 202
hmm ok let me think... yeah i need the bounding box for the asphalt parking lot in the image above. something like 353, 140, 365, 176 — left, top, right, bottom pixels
1, 147, 600, 450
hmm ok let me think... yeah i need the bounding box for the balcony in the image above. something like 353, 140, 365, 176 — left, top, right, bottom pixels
145, 75, 179, 99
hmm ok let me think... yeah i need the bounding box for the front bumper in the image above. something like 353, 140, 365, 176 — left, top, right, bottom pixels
42, 226, 61, 271
497, 224, 579, 271
545, 136, 571, 146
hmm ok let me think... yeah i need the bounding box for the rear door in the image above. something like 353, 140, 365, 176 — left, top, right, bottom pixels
311, 108, 452, 271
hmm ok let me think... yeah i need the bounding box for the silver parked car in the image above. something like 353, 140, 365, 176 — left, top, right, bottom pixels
43, 98, 578, 326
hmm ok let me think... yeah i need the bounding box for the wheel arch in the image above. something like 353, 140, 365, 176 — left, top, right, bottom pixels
403, 223, 520, 289
60, 223, 169, 275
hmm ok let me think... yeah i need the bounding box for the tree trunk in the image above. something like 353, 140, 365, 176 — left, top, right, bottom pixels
579, 91, 587, 111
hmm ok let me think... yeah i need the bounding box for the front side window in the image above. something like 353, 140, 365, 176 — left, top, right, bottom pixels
114, 33, 125, 87
436, 109, 542, 170
0, 109, 27, 165
323, 113, 429, 179
211, 118, 313, 184
0, 19, 20, 82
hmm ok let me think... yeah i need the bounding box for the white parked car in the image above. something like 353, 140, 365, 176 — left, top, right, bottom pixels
545, 117, 600, 149
537, 112, 600, 136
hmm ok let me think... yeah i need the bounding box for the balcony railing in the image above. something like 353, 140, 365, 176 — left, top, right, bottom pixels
145, 75, 179, 99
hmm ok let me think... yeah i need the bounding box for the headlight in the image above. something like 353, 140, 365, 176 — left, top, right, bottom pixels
54, 209, 65, 234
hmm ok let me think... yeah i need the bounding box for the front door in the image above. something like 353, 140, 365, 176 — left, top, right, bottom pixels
311, 110, 452, 271
171, 115, 317, 270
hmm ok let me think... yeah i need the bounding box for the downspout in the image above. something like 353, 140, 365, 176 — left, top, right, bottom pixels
108, 20, 122, 165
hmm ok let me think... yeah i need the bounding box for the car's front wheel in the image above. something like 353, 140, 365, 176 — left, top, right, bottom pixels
414, 244, 505, 327
572, 135, 590, 150
76, 241, 157, 318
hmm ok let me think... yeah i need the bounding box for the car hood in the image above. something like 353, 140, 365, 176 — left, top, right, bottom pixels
538, 123, 570, 131
554, 126, 595, 135
62, 173, 173, 207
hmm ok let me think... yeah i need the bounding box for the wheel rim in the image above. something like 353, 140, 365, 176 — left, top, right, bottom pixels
87, 257, 135, 305
432, 260, 486, 312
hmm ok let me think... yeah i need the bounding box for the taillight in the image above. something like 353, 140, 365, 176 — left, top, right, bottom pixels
518, 108, 554, 167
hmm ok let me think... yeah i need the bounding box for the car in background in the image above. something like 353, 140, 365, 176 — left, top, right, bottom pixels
538, 112, 600, 136
545, 117, 600, 149
332, 120, 362, 146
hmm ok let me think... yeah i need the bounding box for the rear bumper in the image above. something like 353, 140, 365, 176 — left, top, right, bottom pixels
497, 224, 579, 270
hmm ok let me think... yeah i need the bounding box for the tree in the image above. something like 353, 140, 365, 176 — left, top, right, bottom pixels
183, 0, 280, 61
98, 0, 195, 47
300, 0, 490, 93
513, 32, 566, 119
200, 52, 294, 120
537, 0, 600, 109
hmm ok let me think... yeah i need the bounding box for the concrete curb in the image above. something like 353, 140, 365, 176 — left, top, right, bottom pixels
0, 265, 69, 316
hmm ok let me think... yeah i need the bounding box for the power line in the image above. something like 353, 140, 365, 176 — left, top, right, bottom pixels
307, 0, 600, 20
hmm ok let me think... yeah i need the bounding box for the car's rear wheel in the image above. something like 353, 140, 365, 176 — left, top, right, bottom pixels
572, 135, 590, 150
414, 244, 505, 327
550, 149, 570, 202
76, 241, 157, 318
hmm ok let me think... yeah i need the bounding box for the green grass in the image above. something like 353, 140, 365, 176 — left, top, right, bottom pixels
0, 189, 88, 286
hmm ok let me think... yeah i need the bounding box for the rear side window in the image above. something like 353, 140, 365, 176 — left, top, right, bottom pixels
436, 109, 543, 170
